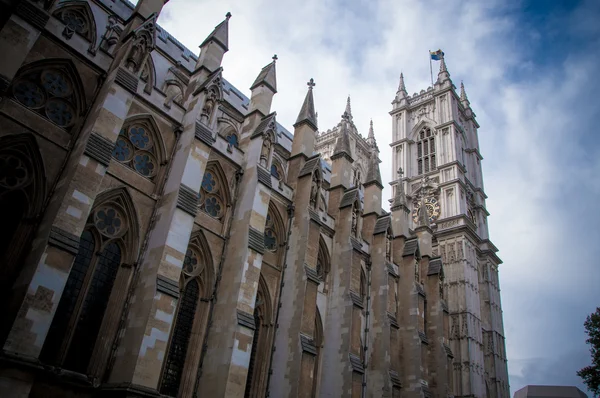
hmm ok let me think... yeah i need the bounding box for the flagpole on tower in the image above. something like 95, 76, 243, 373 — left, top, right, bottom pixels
429, 50, 434, 88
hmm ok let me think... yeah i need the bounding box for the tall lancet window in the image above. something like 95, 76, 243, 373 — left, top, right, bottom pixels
417, 127, 436, 175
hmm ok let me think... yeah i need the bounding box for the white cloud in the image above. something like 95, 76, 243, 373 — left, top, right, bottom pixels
159, 0, 600, 394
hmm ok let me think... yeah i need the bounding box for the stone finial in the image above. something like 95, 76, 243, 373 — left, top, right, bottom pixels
332, 116, 353, 162
367, 119, 377, 149
342, 95, 353, 122
437, 55, 451, 83
199, 12, 231, 51
294, 78, 318, 130
365, 150, 382, 188
391, 168, 407, 209
439, 57, 447, 73
250, 56, 277, 93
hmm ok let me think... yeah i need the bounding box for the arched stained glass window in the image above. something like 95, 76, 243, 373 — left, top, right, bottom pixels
41, 230, 95, 363
53, 5, 95, 42
64, 242, 121, 372
199, 167, 226, 219
160, 280, 199, 397
417, 127, 436, 175
40, 192, 136, 375
270, 164, 280, 180
112, 121, 160, 179
12, 66, 80, 130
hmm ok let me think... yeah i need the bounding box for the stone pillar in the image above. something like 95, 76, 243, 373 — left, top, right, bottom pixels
269, 160, 322, 397
319, 192, 363, 398
197, 120, 273, 398
398, 238, 427, 398
106, 75, 217, 389
425, 257, 452, 397
365, 217, 393, 398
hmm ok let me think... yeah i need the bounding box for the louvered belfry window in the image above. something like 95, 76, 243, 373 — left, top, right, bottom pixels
417, 128, 436, 175
161, 279, 200, 396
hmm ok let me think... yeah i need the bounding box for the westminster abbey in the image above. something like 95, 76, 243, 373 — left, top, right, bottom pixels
0, 1, 509, 397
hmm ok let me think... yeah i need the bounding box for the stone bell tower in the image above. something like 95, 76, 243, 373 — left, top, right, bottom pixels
389, 60, 509, 397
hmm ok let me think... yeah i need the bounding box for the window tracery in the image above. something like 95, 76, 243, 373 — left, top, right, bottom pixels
199, 169, 225, 219
112, 120, 160, 179
270, 162, 282, 180
417, 127, 436, 175
53, 4, 95, 42
264, 213, 277, 252
12, 67, 80, 129
41, 190, 137, 374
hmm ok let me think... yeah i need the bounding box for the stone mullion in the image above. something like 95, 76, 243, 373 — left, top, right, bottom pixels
366, 233, 392, 397
4, 82, 135, 359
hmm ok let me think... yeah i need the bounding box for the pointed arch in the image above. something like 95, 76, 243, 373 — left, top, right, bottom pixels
52, 0, 97, 44
10, 58, 87, 130
186, 230, 215, 299
218, 119, 239, 148
112, 114, 167, 180
200, 161, 231, 219
41, 186, 140, 375
264, 201, 285, 254
0, 134, 47, 302
140, 53, 156, 94
163, 79, 184, 108
312, 307, 324, 397
317, 236, 330, 286
245, 273, 274, 398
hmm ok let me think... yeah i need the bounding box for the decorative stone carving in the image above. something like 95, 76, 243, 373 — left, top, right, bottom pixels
260, 137, 271, 168
125, 15, 157, 74
310, 172, 319, 208
351, 206, 358, 236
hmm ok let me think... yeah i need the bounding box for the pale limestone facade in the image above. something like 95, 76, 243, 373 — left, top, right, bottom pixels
0, 1, 507, 398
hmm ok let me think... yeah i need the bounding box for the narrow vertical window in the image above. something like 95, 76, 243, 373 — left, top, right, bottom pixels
416, 127, 435, 175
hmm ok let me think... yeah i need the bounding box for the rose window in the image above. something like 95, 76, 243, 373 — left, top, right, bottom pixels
183, 248, 204, 277
94, 206, 124, 237
11, 67, 78, 129
0, 154, 30, 189
112, 124, 158, 179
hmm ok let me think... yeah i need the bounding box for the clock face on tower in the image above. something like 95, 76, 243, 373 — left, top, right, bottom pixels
412, 196, 441, 224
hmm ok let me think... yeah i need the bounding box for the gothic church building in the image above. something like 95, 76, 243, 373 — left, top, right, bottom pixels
0, 1, 509, 397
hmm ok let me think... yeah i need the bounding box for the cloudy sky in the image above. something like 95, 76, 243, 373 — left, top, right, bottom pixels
156, 0, 600, 394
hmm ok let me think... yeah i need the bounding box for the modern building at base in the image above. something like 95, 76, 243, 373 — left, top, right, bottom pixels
0, 0, 509, 397
514, 385, 588, 398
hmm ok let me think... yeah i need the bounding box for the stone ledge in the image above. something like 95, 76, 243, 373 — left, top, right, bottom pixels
349, 291, 364, 309
237, 309, 255, 330
248, 227, 265, 255
115, 67, 138, 94
257, 165, 272, 189
84, 132, 114, 167
300, 334, 317, 355
48, 226, 80, 255
195, 121, 215, 146
176, 184, 199, 217
304, 264, 321, 284
156, 275, 179, 299
349, 353, 364, 373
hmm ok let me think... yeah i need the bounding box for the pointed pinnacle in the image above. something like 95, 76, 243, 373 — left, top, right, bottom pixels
294, 78, 317, 130
460, 81, 469, 102
250, 56, 277, 93
391, 167, 407, 209
200, 13, 230, 51
365, 150, 382, 187
342, 95, 353, 121
439, 57, 448, 73
368, 119, 375, 139
398, 72, 407, 93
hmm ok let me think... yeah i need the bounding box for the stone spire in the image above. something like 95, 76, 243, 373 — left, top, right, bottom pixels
366, 119, 377, 149
391, 168, 407, 210
294, 78, 317, 130
343, 95, 353, 122
397, 72, 407, 95
364, 150, 382, 188
460, 81, 471, 108
195, 12, 231, 72
248, 55, 278, 116
332, 113, 353, 162
437, 56, 450, 83
250, 54, 278, 93
199, 12, 231, 52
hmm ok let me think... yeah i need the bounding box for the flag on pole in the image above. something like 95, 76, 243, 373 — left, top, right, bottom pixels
430, 49, 444, 61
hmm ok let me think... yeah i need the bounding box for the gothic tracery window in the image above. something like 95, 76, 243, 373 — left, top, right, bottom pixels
53, 4, 96, 42
12, 67, 80, 130
199, 169, 226, 219
112, 121, 160, 179
264, 213, 277, 251
160, 245, 207, 397
41, 191, 137, 374
417, 127, 436, 175
270, 161, 283, 180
